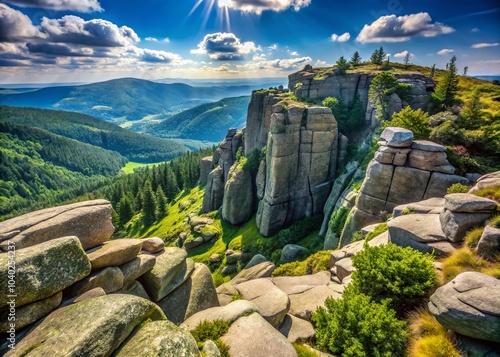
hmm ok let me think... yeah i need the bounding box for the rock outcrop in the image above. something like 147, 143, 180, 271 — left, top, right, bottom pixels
288, 68, 434, 127
256, 104, 339, 236
341, 128, 468, 244
222, 163, 254, 225
429, 272, 500, 343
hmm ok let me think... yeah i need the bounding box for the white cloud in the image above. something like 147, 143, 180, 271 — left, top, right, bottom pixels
471, 27, 480, 32
471, 42, 499, 49
199, 64, 239, 74
437, 48, 454, 55
288, 50, 299, 56
191, 32, 259, 60
238, 56, 312, 71
268, 44, 278, 50
40, 15, 140, 47
145, 37, 170, 43
252, 53, 266, 60
137, 48, 181, 63
394, 50, 413, 58
0, 4, 42, 42
219, 0, 311, 15
330, 32, 350, 42
2, 0, 102, 12
356, 12, 454, 43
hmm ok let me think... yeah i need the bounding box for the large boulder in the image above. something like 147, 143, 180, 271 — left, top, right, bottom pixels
222, 164, 254, 225
468, 171, 500, 194
280, 244, 309, 263
388, 214, 458, 256
86, 239, 143, 270
429, 272, 500, 343
0, 199, 114, 251
440, 210, 493, 243
278, 314, 315, 343
119, 254, 156, 286
288, 284, 343, 321
115, 320, 200, 357
140, 237, 165, 253
140, 247, 194, 302
200, 156, 214, 187
234, 278, 290, 328
477, 225, 500, 260
221, 313, 298, 357
182, 300, 260, 330
115, 281, 150, 300
0, 236, 91, 308
393, 197, 445, 217
0, 291, 62, 333
230, 261, 275, 285
202, 166, 225, 213
380, 127, 413, 147
157, 263, 219, 324
6, 295, 166, 357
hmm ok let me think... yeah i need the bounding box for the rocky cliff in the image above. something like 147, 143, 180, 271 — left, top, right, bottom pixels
289, 64, 434, 127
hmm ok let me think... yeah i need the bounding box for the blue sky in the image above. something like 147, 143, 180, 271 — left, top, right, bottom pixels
0, 0, 499, 84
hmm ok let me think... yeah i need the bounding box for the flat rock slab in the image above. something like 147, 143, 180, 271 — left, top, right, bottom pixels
115, 320, 200, 357
469, 171, 500, 194
6, 295, 166, 357
140, 247, 193, 302
68, 266, 124, 296
444, 193, 498, 213
388, 214, 458, 256
221, 313, 298, 357
87, 239, 143, 270
335, 258, 355, 282
182, 300, 260, 330
270, 271, 332, 295
393, 197, 445, 217
380, 127, 413, 147
279, 314, 315, 343
0, 291, 62, 333
235, 278, 290, 328
140, 237, 165, 253
230, 261, 275, 285
0, 236, 91, 308
411, 140, 446, 152
288, 284, 343, 321
157, 263, 219, 324
119, 254, 156, 286
0, 199, 114, 251
429, 272, 500, 343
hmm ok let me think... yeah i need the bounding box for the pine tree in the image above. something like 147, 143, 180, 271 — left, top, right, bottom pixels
350, 51, 361, 66
460, 86, 483, 129
347, 94, 365, 131
117, 195, 134, 227
403, 52, 411, 68
430, 64, 436, 78
369, 71, 399, 120
370, 47, 386, 67
463, 66, 468, 76
155, 186, 168, 221
164, 164, 180, 200
432, 56, 459, 110
141, 180, 156, 227
336, 56, 350, 74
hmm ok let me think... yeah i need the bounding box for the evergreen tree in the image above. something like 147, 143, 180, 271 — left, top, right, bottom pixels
368, 71, 399, 120
322, 96, 348, 133
432, 56, 459, 111
141, 180, 156, 227
370, 47, 386, 67
347, 94, 365, 131
350, 51, 361, 66
460, 86, 483, 129
155, 186, 168, 221
117, 195, 134, 227
164, 164, 180, 200
430, 64, 436, 78
335, 56, 350, 74
463, 66, 468, 76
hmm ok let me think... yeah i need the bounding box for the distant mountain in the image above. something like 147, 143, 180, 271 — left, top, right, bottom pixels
473, 75, 500, 82
142, 96, 250, 142
0, 106, 189, 163
0, 78, 267, 126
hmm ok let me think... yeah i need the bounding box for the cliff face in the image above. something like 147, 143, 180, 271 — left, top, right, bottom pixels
256, 104, 338, 236
288, 65, 434, 126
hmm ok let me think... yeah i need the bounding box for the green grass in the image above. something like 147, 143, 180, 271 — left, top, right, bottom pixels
440, 247, 500, 283
121, 161, 164, 174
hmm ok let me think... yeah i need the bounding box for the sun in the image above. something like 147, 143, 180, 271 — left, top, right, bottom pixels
189, 0, 232, 32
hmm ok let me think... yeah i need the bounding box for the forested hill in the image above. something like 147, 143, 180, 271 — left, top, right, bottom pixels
0, 106, 189, 163
0, 78, 255, 124
142, 96, 250, 141
0, 121, 126, 219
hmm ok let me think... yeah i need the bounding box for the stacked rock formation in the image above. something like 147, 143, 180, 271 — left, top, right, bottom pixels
342, 127, 468, 244
201, 128, 244, 213
255, 104, 338, 236
0, 200, 219, 355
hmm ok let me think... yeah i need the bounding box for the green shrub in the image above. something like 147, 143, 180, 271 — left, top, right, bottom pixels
293, 343, 320, 357
272, 250, 332, 277
464, 227, 485, 248
242, 149, 260, 173
401, 208, 416, 215
350, 231, 364, 242
365, 223, 388, 241
351, 244, 437, 316
329, 207, 350, 236
447, 183, 469, 194
191, 320, 231, 357
312, 287, 408, 357
391, 107, 431, 140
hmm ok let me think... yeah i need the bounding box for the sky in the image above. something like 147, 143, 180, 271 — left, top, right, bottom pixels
0, 0, 499, 84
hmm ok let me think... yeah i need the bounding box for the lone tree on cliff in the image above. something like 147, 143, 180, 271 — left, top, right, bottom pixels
430, 56, 459, 112
369, 71, 398, 121
350, 51, 362, 66
370, 47, 386, 67
335, 56, 350, 74
404, 52, 412, 68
